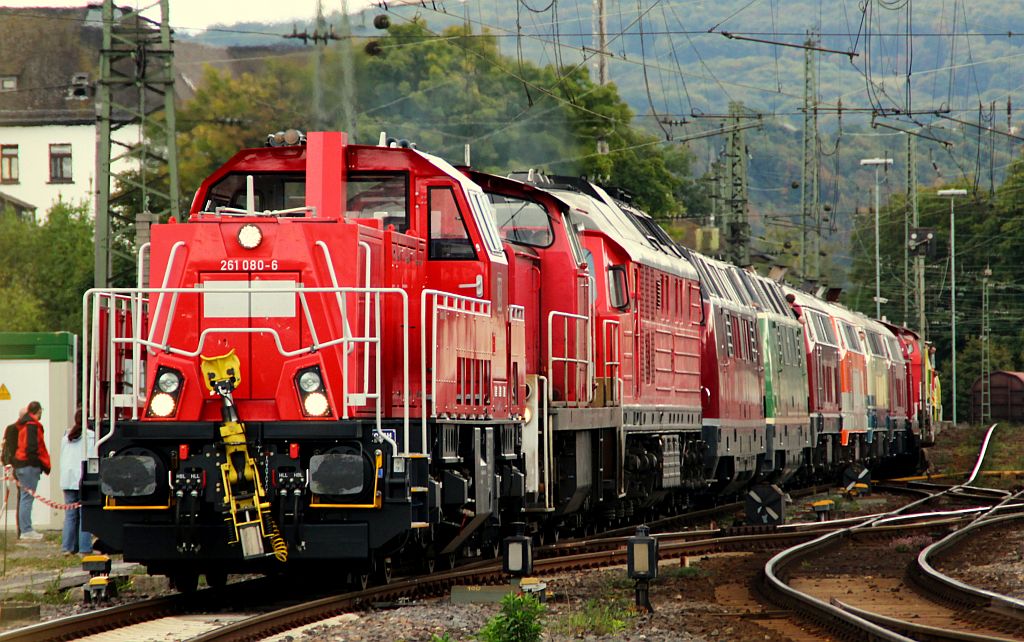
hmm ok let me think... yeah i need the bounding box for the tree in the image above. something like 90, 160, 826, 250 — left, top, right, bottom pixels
0, 201, 93, 334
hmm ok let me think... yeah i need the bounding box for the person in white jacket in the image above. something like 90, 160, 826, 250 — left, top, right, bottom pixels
60, 410, 92, 555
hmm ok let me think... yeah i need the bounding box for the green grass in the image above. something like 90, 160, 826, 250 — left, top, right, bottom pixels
553, 597, 634, 637
3, 573, 73, 605
658, 564, 706, 580
0, 554, 81, 573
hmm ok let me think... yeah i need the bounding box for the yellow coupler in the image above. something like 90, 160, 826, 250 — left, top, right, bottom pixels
200, 350, 274, 560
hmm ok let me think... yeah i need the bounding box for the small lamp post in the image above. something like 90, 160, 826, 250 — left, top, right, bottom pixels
502, 522, 533, 578
626, 525, 658, 613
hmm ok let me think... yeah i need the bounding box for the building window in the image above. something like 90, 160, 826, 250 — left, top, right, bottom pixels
0, 77, 15, 92
49, 144, 72, 183
0, 145, 17, 183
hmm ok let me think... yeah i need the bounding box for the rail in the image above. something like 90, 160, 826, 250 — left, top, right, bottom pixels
761, 423, 1001, 640
82, 283, 411, 455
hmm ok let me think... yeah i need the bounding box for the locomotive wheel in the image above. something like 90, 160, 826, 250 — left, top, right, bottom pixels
352, 570, 370, 591
374, 557, 393, 585
170, 571, 199, 594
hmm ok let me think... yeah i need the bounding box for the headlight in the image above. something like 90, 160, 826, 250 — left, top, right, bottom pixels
149, 393, 176, 417
523, 405, 532, 424
298, 371, 322, 393
237, 224, 262, 249
157, 371, 181, 394
303, 392, 329, 416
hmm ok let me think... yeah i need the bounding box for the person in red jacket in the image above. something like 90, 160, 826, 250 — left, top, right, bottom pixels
13, 401, 50, 540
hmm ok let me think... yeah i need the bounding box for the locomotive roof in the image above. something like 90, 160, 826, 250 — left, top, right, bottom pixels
534, 182, 697, 280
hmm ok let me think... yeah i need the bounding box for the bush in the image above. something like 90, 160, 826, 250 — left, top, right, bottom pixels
476, 591, 545, 642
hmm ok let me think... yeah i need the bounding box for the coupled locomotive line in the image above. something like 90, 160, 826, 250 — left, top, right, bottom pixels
760, 424, 1024, 641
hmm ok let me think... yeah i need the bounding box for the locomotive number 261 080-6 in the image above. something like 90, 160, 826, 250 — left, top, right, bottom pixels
220, 259, 279, 271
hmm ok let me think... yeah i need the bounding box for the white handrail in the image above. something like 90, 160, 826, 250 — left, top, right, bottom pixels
314, 241, 355, 354
419, 288, 493, 451
85, 283, 410, 456
602, 319, 621, 404
547, 309, 593, 404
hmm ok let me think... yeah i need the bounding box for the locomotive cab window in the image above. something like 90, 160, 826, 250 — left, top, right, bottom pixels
488, 193, 554, 247
346, 172, 408, 231
608, 265, 630, 310
203, 172, 307, 213
428, 187, 476, 260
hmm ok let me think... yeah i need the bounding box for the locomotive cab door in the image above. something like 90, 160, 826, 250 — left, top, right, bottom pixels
420, 181, 489, 299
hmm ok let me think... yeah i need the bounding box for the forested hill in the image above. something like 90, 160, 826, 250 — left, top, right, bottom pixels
172, 5, 1024, 299
180, 1, 1024, 219
184, 1, 1024, 126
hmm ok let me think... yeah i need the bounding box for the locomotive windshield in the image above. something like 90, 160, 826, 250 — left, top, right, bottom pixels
487, 193, 554, 247
202, 172, 306, 212
345, 172, 409, 231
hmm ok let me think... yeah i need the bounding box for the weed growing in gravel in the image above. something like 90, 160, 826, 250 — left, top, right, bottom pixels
891, 534, 934, 553
477, 591, 545, 642
658, 565, 705, 580
8, 573, 74, 605
429, 634, 454, 642
554, 597, 633, 636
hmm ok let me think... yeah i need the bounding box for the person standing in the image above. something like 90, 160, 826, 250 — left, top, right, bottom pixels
13, 402, 50, 540
60, 409, 92, 554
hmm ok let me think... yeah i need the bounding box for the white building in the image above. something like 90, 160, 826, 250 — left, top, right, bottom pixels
0, 6, 138, 220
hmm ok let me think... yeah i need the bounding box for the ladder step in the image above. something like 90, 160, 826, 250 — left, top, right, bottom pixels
411, 486, 428, 493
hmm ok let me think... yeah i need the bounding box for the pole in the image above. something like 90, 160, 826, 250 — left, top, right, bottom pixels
861, 158, 893, 318
938, 189, 966, 424
950, 195, 956, 424
874, 164, 881, 319
593, 0, 609, 155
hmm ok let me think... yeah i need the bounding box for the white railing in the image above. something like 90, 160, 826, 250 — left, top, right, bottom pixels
419, 289, 493, 449
82, 282, 412, 455
547, 309, 593, 405
602, 319, 621, 404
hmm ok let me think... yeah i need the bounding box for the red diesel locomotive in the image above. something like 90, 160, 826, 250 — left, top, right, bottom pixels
80, 131, 932, 589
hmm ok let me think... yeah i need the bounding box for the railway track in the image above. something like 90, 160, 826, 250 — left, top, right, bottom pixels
762, 423, 1024, 641
5, 473, 1016, 641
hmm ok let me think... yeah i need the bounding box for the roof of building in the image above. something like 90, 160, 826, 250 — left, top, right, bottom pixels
0, 6, 107, 126
0, 190, 37, 216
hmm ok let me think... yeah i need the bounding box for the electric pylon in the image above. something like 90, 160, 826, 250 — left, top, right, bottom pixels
800, 32, 820, 281
94, 0, 179, 287
724, 101, 750, 266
